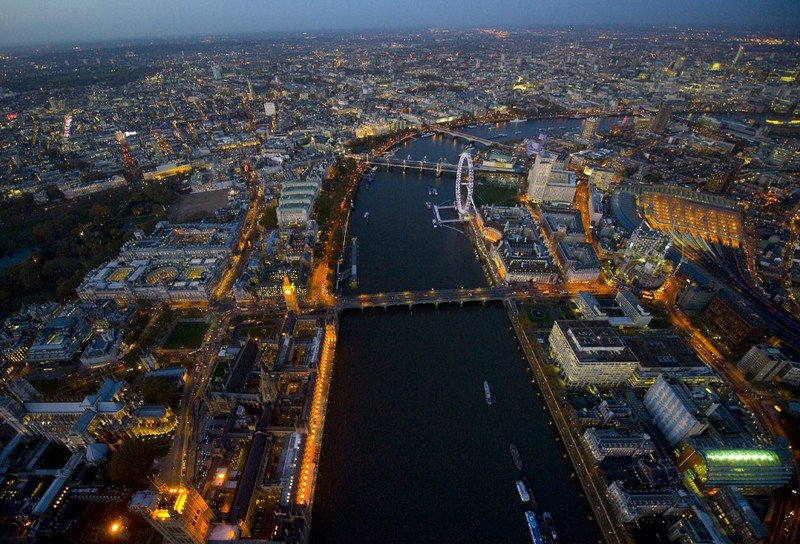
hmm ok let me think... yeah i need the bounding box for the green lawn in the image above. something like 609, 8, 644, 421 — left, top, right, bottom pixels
162, 321, 210, 350
473, 185, 520, 206
524, 303, 554, 327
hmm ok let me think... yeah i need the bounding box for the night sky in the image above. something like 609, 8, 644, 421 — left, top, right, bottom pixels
0, 0, 798, 46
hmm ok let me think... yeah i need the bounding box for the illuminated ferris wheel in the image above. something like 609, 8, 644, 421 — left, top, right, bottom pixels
454, 151, 475, 218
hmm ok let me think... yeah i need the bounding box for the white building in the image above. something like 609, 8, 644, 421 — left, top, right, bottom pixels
548, 320, 639, 386
643, 375, 708, 446
526, 152, 556, 202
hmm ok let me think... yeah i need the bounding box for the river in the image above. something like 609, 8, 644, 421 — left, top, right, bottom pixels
310, 118, 612, 543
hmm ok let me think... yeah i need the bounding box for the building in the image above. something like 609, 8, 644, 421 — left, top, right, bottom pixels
575, 290, 651, 328
539, 206, 585, 244
0, 379, 129, 451
703, 292, 769, 350
607, 480, 688, 523
582, 428, 655, 462
79, 329, 122, 369
623, 185, 744, 247
491, 240, 559, 283
548, 320, 639, 386
582, 116, 600, 140
675, 436, 794, 492
526, 152, 556, 202
77, 257, 225, 304
129, 483, 213, 544
26, 314, 92, 364
625, 334, 712, 386
121, 221, 241, 260
590, 168, 616, 192
777, 360, 800, 388
651, 103, 673, 134
541, 169, 577, 204
708, 486, 767, 544
556, 242, 602, 282
615, 288, 653, 328
738, 344, 795, 382
643, 375, 709, 446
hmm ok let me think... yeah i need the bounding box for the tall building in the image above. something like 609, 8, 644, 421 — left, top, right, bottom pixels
643, 376, 708, 446
129, 483, 213, 544
651, 103, 672, 134
282, 274, 301, 314
526, 152, 555, 202
211, 65, 222, 80
582, 117, 599, 140
733, 45, 744, 65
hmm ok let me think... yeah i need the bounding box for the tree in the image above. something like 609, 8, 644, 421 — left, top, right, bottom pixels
89, 204, 112, 225
108, 439, 152, 482
139, 378, 177, 406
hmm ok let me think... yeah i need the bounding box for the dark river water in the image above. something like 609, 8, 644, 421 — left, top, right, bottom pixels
310, 118, 607, 543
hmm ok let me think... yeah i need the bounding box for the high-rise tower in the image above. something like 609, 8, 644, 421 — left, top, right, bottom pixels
527, 152, 556, 203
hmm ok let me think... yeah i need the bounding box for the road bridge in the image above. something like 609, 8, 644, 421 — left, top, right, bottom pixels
430, 126, 520, 151
335, 285, 541, 310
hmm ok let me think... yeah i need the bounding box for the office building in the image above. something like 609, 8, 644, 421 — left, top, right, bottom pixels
129, 483, 213, 544
703, 292, 769, 350
708, 486, 767, 544
643, 375, 709, 446
526, 152, 556, 202
556, 242, 602, 282
738, 344, 795, 381
548, 320, 639, 386
651, 103, 673, 134
625, 334, 712, 387
607, 480, 688, 523
575, 290, 651, 328
776, 360, 800, 388
590, 167, 616, 192
582, 428, 655, 462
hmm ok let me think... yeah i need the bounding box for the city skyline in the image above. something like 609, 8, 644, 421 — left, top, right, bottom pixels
1, 0, 799, 46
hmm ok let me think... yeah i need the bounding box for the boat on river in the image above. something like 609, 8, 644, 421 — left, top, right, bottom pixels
525, 511, 544, 544
523, 477, 537, 508
510, 443, 523, 470
484, 381, 494, 405
425, 201, 432, 209
510, 118, 526, 123
542, 512, 558, 543
516, 480, 530, 502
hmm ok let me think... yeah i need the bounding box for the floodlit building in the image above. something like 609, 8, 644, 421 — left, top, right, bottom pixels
526, 152, 556, 202
548, 320, 639, 386
129, 483, 213, 544
0, 379, 128, 451
643, 375, 709, 446
675, 437, 794, 492
623, 185, 744, 247
77, 257, 225, 304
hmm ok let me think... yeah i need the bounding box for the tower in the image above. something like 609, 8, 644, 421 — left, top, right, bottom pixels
582, 117, 599, 140
651, 103, 672, 134
527, 152, 555, 203
733, 45, 744, 65
129, 483, 212, 544
282, 274, 300, 315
